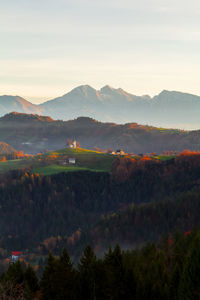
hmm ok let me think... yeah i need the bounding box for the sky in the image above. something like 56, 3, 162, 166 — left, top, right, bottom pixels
0, 0, 200, 103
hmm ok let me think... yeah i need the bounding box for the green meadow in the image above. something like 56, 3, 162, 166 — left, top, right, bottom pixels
0, 148, 116, 175
0, 158, 33, 174
0, 147, 176, 176
32, 164, 106, 176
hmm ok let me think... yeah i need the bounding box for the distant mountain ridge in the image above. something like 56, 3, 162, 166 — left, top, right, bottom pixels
1, 86, 200, 129
0, 95, 43, 115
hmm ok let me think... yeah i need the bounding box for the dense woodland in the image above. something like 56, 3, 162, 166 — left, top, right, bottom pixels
0, 152, 199, 269
1, 229, 200, 299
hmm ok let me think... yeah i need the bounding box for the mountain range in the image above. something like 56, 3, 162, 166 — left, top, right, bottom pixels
1, 85, 200, 129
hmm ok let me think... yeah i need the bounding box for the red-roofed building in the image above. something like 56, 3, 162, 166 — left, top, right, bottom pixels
11, 251, 22, 263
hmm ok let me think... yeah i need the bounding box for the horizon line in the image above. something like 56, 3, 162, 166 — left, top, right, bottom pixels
1, 85, 200, 105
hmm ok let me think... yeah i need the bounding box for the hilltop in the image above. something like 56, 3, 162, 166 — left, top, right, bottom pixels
0, 147, 116, 175
1, 112, 54, 123
33, 148, 116, 175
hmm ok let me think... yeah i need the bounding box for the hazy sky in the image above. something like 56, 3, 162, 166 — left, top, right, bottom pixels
1, 0, 200, 103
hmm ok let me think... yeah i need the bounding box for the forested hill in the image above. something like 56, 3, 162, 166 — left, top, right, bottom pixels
0, 152, 200, 267
1, 112, 200, 154
1, 230, 200, 299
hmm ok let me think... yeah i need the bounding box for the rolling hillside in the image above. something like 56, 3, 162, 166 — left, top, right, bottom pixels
0, 150, 200, 261
0, 147, 116, 175
0, 112, 200, 155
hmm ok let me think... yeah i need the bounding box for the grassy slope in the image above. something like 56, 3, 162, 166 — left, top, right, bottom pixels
152, 155, 175, 161
56, 148, 115, 170
33, 165, 100, 176
0, 148, 116, 175
0, 159, 33, 174
0, 148, 175, 175
33, 148, 116, 175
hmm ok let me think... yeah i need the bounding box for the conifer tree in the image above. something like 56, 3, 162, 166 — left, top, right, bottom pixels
178, 234, 200, 300
24, 264, 38, 295
0, 261, 25, 299
169, 263, 181, 300
2, 261, 24, 285
78, 245, 97, 300
104, 244, 126, 300
56, 248, 76, 300
40, 252, 58, 300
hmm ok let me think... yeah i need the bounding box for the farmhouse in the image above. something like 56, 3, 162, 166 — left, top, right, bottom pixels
11, 251, 22, 263
69, 158, 76, 164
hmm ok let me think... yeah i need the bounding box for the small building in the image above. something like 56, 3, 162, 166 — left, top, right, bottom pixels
11, 251, 22, 263
69, 140, 77, 148
69, 158, 76, 164
116, 149, 125, 155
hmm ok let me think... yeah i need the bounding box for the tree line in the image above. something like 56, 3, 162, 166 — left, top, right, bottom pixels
0, 153, 200, 271
1, 229, 200, 299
